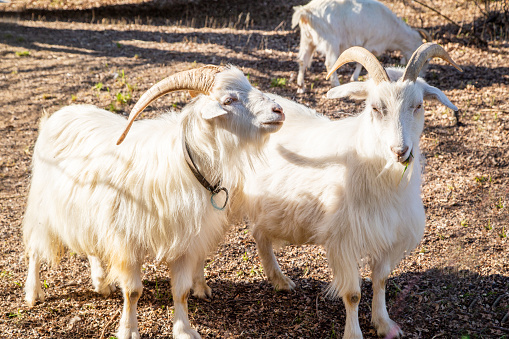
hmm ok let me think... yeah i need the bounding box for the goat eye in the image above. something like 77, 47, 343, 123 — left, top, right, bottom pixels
223, 98, 235, 105
372, 106, 383, 117
416, 104, 422, 109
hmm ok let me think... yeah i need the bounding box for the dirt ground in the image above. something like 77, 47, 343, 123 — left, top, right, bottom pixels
0, 0, 508, 338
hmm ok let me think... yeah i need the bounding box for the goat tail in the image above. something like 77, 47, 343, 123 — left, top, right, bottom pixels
39, 108, 50, 131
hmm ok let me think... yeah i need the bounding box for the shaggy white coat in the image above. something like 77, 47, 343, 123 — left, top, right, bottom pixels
293, 0, 428, 92
23, 66, 284, 339
238, 68, 458, 339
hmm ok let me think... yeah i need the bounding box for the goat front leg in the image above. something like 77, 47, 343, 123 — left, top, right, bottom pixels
329, 252, 363, 339
88, 255, 116, 297
253, 227, 295, 291
114, 261, 143, 339
296, 34, 316, 94
170, 254, 201, 339
370, 256, 403, 338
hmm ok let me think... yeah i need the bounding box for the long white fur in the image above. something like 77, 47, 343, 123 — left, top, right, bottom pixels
293, 0, 428, 93
237, 67, 458, 338
23, 66, 284, 339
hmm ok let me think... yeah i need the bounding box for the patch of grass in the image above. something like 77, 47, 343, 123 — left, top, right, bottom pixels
485, 220, 493, 231
15, 51, 30, 57
461, 219, 469, 227
242, 252, 249, 261
71, 94, 77, 102
474, 175, 490, 183
270, 77, 287, 88
495, 197, 504, 209
17, 37, 25, 42
116, 91, 131, 104
500, 227, 507, 239
107, 103, 118, 112
43, 280, 49, 289
94, 82, 104, 91
116, 42, 123, 48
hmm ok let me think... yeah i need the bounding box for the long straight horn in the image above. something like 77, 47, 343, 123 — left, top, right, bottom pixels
116, 65, 224, 145
402, 43, 463, 83
326, 46, 390, 84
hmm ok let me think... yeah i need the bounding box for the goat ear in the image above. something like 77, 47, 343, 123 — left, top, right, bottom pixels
423, 84, 458, 111
201, 101, 227, 120
327, 82, 369, 100
196, 97, 228, 120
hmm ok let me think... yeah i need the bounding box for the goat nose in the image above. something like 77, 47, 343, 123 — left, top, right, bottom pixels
391, 146, 409, 157
272, 104, 283, 115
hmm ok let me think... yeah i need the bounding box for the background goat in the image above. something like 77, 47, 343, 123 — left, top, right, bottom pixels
235, 44, 461, 338
23, 65, 284, 339
293, 0, 431, 93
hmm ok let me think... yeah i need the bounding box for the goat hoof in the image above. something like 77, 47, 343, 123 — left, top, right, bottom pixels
117, 327, 140, 339
192, 283, 212, 300
296, 87, 305, 94
25, 287, 45, 307
271, 275, 296, 291
173, 325, 202, 339
373, 318, 403, 338
95, 283, 116, 297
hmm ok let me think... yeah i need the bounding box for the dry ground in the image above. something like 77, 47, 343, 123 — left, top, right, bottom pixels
0, 0, 508, 338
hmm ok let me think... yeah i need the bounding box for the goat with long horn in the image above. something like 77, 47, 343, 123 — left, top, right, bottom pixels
23, 64, 284, 339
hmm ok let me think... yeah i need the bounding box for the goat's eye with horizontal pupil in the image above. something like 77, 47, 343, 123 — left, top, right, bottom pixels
223, 98, 235, 105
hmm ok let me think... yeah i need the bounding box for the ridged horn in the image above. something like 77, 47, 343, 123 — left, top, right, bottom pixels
416, 28, 432, 42
326, 46, 390, 84
116, 65, 224, 145
402, 43, 463, 83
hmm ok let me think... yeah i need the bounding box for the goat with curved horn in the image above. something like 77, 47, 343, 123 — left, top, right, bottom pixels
402, 42, 463, 82
416, 28, 432, 42
326, 46, 390, 84
117, 65, 224, 145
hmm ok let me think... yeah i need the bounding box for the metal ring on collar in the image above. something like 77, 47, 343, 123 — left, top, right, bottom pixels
210, 187, 229, 211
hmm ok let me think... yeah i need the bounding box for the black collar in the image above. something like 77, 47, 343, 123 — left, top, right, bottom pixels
182, 137, 229, 210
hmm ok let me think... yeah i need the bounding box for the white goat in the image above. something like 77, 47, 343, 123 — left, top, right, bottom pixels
236, 44, 461, 338
293, 0, 432, 93
23, 65, 285, 339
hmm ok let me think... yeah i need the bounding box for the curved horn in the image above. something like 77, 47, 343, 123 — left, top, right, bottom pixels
416, 28, 432, 42
402, 42, 463, 83
326, 46, 390, 84
116, 65, 224, 145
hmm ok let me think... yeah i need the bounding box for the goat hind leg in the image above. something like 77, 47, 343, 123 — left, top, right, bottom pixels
25, 251, 45, 306
191, 257, 211, 300
88, 255, 116, 296
253, 228, 295, 291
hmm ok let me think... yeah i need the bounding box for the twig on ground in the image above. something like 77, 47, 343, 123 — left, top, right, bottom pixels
99, 309, 120, 339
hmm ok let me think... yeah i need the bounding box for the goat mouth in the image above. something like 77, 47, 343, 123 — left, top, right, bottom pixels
263, 121, 284, 126
401, 151, 413, 166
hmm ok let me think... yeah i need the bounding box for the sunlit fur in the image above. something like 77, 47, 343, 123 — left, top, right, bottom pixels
237, 69, 457, 339
23, 66, 283, 339
293, 0, 427, 93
